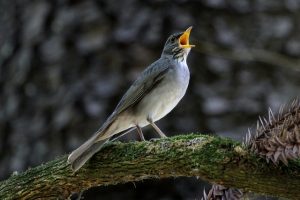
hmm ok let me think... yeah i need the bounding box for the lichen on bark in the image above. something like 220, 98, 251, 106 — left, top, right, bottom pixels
0, 134, 300, 200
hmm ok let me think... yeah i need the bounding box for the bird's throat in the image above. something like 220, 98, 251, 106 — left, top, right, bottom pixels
172, 47, 189, 62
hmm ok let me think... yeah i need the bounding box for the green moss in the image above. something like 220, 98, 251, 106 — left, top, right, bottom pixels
2, 133, 300, 199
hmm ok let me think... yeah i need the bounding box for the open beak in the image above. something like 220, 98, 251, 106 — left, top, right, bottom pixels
179, 26, 195, 48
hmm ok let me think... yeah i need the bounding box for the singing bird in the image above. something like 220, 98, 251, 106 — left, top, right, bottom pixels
68, 27, 195, 171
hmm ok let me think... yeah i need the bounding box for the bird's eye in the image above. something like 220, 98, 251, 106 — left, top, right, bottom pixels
170, 36, 176, 42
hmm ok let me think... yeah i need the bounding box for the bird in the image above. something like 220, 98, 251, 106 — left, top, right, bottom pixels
68, 26, 195, 172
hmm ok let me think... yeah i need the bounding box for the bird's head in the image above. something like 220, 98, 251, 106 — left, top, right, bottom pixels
161, 26, 195, 61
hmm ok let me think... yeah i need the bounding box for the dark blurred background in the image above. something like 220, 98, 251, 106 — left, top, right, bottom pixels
1, 0, 300, 199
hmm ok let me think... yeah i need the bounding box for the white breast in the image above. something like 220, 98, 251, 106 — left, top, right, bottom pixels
135, 60, 190, 127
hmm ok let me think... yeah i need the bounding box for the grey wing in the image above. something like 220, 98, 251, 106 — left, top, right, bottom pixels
114, 59, 170, 115
94, 59, 170, 138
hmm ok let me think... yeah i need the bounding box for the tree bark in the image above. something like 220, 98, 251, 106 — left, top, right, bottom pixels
0, 134, 299, 200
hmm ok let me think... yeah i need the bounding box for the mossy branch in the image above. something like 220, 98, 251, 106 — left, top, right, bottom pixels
0, 134, 300, 200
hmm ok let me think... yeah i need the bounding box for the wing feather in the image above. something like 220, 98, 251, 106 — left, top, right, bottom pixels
114, 59, 170, 114
95, 58, 171, 138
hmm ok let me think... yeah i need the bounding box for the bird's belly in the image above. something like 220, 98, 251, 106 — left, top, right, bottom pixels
134, 73, 189, 127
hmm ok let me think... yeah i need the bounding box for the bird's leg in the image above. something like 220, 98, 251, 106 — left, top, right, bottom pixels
147, 117, 167, 138
136, 125, 146, 141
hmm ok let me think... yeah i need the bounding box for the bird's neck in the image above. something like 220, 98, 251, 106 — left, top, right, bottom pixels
161, 50, 190, 63
160, 54, 188, 69
174, 54, 188, 63
162, 48, 190, 63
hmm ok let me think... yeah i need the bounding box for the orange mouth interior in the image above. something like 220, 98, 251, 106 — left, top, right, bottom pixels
179, 26, 195, 48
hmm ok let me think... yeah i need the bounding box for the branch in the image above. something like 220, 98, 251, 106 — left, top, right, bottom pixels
194, 41, 300, 71
0, 134, 300, 200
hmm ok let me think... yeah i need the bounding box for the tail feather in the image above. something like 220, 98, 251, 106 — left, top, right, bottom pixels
68, 134, 108, 172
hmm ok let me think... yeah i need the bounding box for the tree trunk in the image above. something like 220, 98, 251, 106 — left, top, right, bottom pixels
0, 134, 299, 200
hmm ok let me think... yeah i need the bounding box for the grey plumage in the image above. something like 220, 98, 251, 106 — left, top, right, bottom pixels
68, 27, 194, 171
